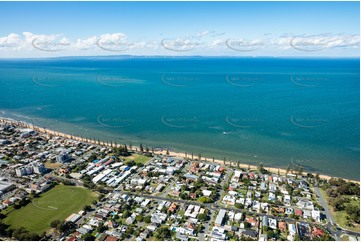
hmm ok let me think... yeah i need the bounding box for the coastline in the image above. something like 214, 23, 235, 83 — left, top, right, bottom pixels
0, 117, 359, 183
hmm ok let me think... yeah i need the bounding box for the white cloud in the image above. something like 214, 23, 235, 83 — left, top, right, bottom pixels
75, 36, 98, 50
0, 32, 358, 57
0, 33, 22, 48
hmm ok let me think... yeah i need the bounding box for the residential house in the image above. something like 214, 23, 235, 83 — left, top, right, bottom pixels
278, 221, 287, 232
285, 208, 294, 215
268, 192, 276, 201
295, 209, 303, 217
303, 210, 312, 219
242, 229, 258, 239
268, 218, 277, 230
245, 216, 258, 227
312, 208, 321, 222
288, 224, 296, 236
125, 216, 135, 225
312, 227, 324, 238
151, 212, 167, 225
184, 205, 200, 218
262, 216, 269, 227
296, 198, 314, 210
215, 209, 226, 227
274, 207, 285, 214
211, 227, 226, 240
260, 182, 267, 191
168, 203, 178, 213
284, 195, 291, 206
105, 236, 118, 241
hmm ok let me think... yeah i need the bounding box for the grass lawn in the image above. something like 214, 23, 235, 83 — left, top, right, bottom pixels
124, 154, 151, 164
2, 184, 97, 234
320, 188, 360, 233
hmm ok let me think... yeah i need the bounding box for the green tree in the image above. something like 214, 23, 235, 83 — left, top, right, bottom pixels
122, 210, 131, 218
315, 172, 320, 182
0, 221, 10, 237
155, 226, 171, 239
144, 215, 151, 223
235, 203, 244, 209
197, 213, 208, 221
50, 220, 61, 228
135, 215, 143, 223
345, 204, 360, 223
82, 233, 95, 241
83, 204, 92, 212
266, 230, 274, 239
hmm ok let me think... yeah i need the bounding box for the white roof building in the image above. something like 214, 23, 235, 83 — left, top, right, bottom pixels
288, 223, 296, 236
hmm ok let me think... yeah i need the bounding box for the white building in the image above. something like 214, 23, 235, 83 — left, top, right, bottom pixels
288, 223, 296, 236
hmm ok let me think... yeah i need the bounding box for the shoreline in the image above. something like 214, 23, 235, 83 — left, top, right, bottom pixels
0, 117, 359, 183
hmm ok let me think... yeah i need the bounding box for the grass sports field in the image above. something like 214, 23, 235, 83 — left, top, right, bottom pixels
2, 185, 97, 234
124, 154, 151, 165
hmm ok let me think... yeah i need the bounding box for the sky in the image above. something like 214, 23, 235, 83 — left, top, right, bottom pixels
0, 1, 359, 58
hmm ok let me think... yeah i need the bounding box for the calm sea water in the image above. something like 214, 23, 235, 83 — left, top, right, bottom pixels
0, 57, 359, 179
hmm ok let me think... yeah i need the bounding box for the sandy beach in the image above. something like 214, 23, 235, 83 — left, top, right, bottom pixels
1, 117, 358, 183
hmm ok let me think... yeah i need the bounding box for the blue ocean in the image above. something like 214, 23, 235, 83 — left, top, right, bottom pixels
0, 56, 359, 179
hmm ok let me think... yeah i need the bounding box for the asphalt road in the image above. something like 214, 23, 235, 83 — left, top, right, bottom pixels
314, 186, 335, 225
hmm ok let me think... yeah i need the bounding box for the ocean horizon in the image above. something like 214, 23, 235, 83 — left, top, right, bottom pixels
0, 56, 359, 180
